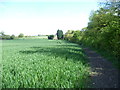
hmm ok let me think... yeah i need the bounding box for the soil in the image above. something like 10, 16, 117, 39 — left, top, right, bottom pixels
83, 47, 119, 88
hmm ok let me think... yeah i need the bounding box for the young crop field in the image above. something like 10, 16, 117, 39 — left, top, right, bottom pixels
2, 39, 90, 88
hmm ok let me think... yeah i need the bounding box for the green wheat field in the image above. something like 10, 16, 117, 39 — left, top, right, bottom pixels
1, 39, 90, 88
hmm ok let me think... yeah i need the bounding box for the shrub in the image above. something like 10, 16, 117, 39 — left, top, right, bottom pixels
10, 34, 15, 39
48, 35, 54, 39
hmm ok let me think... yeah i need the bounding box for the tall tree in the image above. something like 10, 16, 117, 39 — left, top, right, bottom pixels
56, 29, 64, 40
10, 34, 15, 39
99, 0, 120, 16
0, 31, 5, 36
18, 33, 24, 38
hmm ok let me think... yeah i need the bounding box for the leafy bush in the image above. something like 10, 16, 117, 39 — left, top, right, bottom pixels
10, 34, 15, 39
48, 35, 54, 39
64, 30, 83, 44
64, 30, 74, 41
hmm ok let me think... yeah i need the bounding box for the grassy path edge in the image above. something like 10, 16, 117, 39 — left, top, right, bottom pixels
83, 47, 119, 88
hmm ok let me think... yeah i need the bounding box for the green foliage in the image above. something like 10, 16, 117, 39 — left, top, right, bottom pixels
64, 30, 74, 41
0, 32, 16, 40
18, 33, 24, 38
64, 30, 83, 44
71, 30, 82, 43
10, 34, 16, 39
1, 35, 11, 40
48, 35, 54, 40
64, 0, 120, 68
2, 39, 90, 88
86, 8, 119, 66
57, 29, 64, 39
81, 7, 120, 58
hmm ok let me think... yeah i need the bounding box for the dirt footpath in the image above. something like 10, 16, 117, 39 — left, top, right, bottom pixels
83, 48, 119, 88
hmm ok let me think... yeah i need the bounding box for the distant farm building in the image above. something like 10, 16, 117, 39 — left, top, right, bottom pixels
53, 35, 57, 40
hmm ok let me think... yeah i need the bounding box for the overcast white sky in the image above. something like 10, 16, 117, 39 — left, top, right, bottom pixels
0, 0, 99, 36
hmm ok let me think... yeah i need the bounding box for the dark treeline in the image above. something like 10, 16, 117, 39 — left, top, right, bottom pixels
0, 32, 24, 40
65, 0, 120, 63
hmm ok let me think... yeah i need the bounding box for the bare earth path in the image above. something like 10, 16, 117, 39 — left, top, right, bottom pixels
83, 48, 119, 88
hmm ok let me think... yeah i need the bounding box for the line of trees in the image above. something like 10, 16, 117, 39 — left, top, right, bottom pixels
64, 0, 120, 60
0, 32, 24, 40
